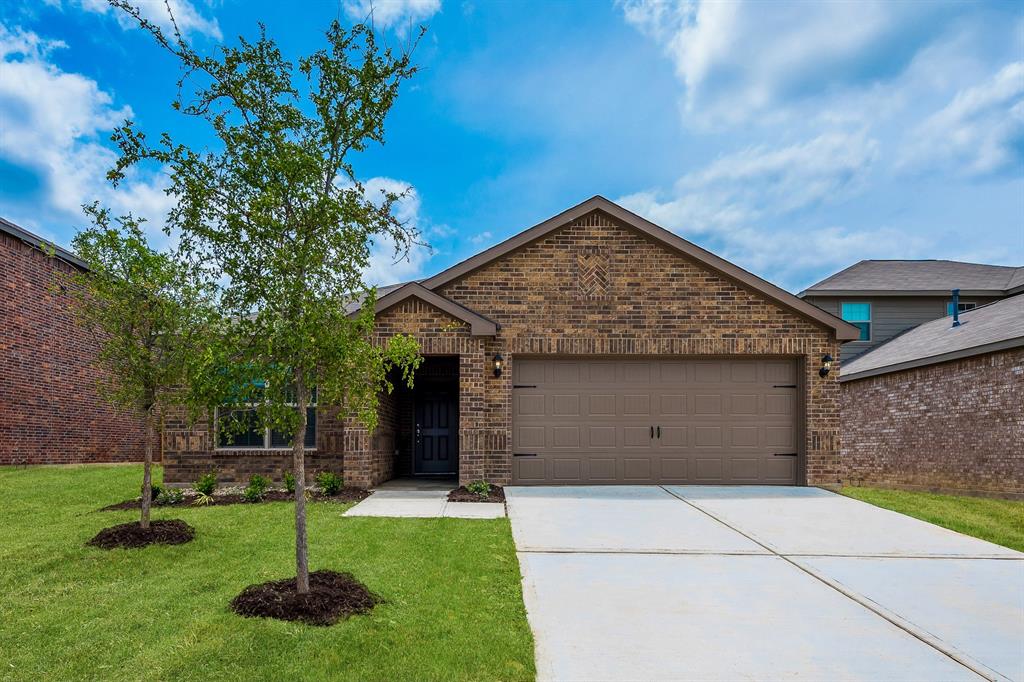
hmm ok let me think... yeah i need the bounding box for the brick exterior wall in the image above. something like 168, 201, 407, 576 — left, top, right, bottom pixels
1, 231, 147, 465
160, 405, 346, 485
841, 348, 1024, 498
160, 208, 843, 488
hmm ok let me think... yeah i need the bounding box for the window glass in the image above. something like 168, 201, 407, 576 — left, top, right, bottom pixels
840, 302, 871, 341
946, 301, 976, 315
217, 409, 264, 447
270, 408, 316, 448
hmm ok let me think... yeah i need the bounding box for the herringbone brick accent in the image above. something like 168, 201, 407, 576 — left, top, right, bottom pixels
576, 246, 609, 299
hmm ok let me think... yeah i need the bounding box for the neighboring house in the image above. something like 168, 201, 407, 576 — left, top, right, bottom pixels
0, 217, 147, 465
840, 294, 1024, 498
163, 196, 859, 487
799, 260, 1024, 361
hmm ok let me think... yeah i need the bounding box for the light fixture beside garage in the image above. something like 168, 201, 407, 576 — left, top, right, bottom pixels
493, 353, 504, 378
819, 354, 833, 378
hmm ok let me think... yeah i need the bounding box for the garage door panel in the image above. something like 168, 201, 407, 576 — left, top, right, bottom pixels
512, 358, 799, 485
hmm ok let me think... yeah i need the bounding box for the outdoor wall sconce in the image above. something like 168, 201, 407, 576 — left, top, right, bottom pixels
493, 353, 504, 378
819, 354, 833, 378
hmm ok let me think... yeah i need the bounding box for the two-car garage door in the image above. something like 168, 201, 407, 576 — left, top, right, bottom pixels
511, 358, 800, 485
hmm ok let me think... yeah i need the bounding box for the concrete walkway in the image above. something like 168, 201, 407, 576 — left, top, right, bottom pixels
343, 478, 505, 519
506, 485, 1024, 682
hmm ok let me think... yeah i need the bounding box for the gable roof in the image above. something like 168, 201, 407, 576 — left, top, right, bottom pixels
369, 282, 500, 336
840, 294, 1024, 382
799, 259, 1024, 297
418, 195, 860, 340
1, 216, 88, 270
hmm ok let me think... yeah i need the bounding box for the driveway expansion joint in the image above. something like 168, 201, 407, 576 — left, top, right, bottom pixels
657, 485, 1009, 682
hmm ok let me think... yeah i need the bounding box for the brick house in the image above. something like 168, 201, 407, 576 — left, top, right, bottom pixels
0, 217, 147, 465
163, 196, 858, 487
840, 294, 1024, 499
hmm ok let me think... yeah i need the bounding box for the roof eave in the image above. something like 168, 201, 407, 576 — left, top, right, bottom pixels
1, 217, 88, 270
839, 336, 1024, 382
802, 289, 1009, 298
423, 196, 860, 341
356, 282, 500, 336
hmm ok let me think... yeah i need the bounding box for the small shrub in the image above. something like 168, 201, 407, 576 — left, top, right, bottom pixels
466, 480, 492, 499
243, 475, 270, 503
194, 471, 218, 496
149, 483, 163, 500
315, 471, 343, 496
155, 487, 185, 506
192, 492, 214, 506
283, 470, 296, 494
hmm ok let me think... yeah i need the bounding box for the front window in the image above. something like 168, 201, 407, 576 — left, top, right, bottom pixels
946, 301, 976, 316
216, 388, 316, 449
841, 302, 871, 341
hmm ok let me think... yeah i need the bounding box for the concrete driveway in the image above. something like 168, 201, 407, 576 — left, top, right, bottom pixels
506, 486, 1024, 682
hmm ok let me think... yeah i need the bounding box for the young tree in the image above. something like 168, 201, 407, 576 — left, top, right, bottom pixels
107, 2, 423, 594
66, 204, 215, 530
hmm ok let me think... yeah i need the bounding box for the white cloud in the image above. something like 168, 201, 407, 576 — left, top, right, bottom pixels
76, 0, 222, 40
343, 0, 441, 32
616, 132, 888, 288
362, 177, 433, 285
619, 0, 940, 127
469, 231, 491, 245
0, 23, 174, 240
900, 61, 1024, 177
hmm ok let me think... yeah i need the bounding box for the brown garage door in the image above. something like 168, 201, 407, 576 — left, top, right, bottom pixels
512, 358, 800, 485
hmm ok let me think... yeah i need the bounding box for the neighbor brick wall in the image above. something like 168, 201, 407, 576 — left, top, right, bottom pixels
0, 232, 147, 465
841, 348, 1024, 498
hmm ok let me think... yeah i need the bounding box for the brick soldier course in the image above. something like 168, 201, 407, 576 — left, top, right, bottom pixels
162, 196, 858, 487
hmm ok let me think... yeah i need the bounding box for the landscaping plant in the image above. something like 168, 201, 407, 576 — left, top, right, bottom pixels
106, 1, 423, 597
466, 480, 492, 499
315, 471, 344, 497
243, 475, 270, 503
62, 204, 215, 541
194, 471, 218, 496
283, 471, 296, 494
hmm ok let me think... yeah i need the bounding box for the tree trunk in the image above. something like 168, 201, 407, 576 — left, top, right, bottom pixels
141, 405, 155, 530
293, 375, 310, 594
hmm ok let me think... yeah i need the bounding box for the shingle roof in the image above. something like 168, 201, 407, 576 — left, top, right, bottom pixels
799, 260, 1024, 296
840, 294, 1024, 381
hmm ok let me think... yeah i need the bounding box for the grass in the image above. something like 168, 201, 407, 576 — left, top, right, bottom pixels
842, 486, 1024, 552
0, 465, 535, 681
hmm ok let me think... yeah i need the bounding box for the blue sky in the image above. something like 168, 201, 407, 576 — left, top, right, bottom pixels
1, 0, 1021, 292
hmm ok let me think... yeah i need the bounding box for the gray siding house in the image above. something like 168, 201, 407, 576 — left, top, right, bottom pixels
799, 260, 1024, 361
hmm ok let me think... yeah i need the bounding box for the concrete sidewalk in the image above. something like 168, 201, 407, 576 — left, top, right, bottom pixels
343, 479, 505, 519
507, 485, 1023, 682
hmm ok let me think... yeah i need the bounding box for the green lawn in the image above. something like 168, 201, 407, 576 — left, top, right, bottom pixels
0, 465, 535, 681
842, 486, 1024, 552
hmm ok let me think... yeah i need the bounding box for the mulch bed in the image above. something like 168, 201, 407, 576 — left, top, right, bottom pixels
100, 487, 370, 511
448, 485, 506, 503
230, 570, 380, 626
87, 519, 195, 550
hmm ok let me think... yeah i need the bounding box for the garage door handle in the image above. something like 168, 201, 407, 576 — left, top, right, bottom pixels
773, 452, 798, 457
650, 426, 654, 438
773, 384, 797, 388
514, 453, 538, 457
657, 425, 661, 438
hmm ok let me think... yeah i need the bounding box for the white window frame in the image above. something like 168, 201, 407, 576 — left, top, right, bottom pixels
840, 301, 872, 341
946, 300, 976, 316
214, 402, 317, 451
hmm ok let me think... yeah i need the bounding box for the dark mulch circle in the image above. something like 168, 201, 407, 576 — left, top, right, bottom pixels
87, 519, 195, 550
100, 487, 371, 511
230, 570, 380, 626
448, 485, 506, 503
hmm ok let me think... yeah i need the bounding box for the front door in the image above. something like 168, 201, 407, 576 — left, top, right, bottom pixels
414, 388, 458, 475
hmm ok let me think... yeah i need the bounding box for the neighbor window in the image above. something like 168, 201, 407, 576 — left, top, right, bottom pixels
216, 388, 316, 450
946, 301, 976, 316
841, 302, 871, 341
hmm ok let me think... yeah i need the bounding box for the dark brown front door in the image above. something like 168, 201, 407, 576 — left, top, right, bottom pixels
414, 388, 458, 475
